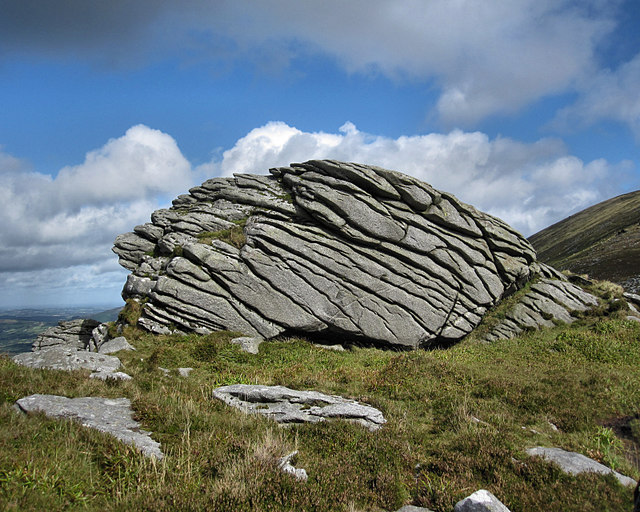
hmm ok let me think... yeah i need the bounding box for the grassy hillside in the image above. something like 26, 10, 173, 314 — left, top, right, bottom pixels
529, 190, 640, 285
0, 296, 638, 511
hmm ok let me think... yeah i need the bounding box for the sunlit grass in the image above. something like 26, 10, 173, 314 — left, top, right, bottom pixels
0, 304, 638, 510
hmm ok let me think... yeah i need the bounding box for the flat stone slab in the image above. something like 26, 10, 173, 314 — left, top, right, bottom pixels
213, 384, 386, 431
14, 394, 162, 459
231, 336, 264, 354
98, 336, 135, 354
454, 489, 511, 512
527, 446, 636, 486
13, 346, 121, 373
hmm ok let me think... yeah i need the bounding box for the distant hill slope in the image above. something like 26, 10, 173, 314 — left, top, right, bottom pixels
529, 190, 640, 289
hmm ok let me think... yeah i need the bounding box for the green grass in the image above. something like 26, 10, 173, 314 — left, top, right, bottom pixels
1, 311, 639, 510
196, 219, 248, 249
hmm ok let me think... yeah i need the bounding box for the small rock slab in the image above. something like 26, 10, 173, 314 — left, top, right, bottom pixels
231, 336, 264, 354
98, 336, 135, 354
14, 394, 162, 459
13, 346, 121, 373
89, 371, 132, 381
213, 384, 386, 431
454, 489, 510, 512
527, 447, 636, 486
394, 506, 435, 512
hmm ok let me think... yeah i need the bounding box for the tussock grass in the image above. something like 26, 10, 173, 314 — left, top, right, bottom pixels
1, 310, 639, 510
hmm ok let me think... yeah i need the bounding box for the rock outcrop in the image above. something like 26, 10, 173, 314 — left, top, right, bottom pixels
14, 394, 162, 459
484, 277, 599, 342
114, 160, 546, 349
213, 384, 386, 431
32, 319, 100, 351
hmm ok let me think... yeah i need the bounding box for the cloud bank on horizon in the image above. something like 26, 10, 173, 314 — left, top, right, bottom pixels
0, 0, 638, 307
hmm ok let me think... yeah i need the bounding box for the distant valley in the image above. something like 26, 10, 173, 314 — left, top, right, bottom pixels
0, 306, 122, 355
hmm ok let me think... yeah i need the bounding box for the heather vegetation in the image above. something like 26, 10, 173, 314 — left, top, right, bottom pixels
1, 292, 639, 511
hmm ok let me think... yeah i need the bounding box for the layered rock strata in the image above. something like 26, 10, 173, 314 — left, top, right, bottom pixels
114, 160, 542, 348
484, 278, 599, 341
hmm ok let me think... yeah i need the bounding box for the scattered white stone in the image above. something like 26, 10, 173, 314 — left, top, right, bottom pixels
278, 451, 308, 481
527, 447, 636, 486
14, 394, 163, 459
394, 506, 434, 512
158, 367, 171, 376
178, 367, 193, 377
454, 489, 511, 512
231, 337, 264, 354
626, 315, 640, 323
548, 421, 559, 432
90, 371, 132, 381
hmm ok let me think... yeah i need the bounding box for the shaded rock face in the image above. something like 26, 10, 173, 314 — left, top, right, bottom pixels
114, 160, 539, 349
32, 319, 100, 351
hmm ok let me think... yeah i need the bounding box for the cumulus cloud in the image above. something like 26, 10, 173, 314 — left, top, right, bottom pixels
0, 125, 193, 273
206, 121, 630, 236
0, 0, 617, 125
553, 52, 640, 138
0, 121, 632, 307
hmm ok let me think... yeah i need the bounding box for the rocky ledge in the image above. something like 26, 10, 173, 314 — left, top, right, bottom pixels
113, 160, 594, 349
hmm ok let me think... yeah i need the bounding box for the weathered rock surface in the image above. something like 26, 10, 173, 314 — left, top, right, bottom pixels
278, 451, 308, 481
14, 394, 162, 459
32, 319, 100, 351
527, 446, 636, 486
13, 346, 122, 373
114, 160, 550, 348
213, 384, 386, 431
231, 336, 265, 354
454, 490, 510, 512
394, 506, 434, 512
484, 276, 599, 341
98, 336, 135, 354
89, 370, 133, 381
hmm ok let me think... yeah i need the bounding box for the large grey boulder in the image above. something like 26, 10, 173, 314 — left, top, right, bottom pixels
213, 384, 386, 431
527, 447, 636, 486
14, 394, 162, 459
13, 346, 122, 373
114, 160, 547, 349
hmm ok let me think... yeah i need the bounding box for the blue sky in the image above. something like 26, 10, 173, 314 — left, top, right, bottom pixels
1, 0, 639, 308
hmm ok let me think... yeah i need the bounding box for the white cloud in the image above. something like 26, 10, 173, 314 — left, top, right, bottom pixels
0, 121, 632, 307
1, 0, 618, 126
0, 125, 194, 273
209, 121, 630, 236
553, 52, 640, 138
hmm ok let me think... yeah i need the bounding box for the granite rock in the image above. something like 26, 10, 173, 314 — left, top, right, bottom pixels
114, 160, 548, 349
